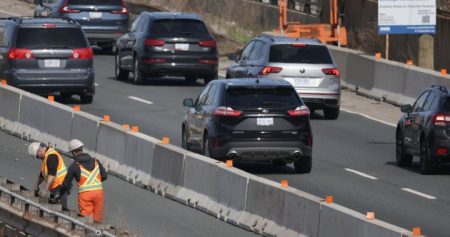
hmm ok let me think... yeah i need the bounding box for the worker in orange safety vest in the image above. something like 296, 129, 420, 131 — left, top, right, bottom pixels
60, 139, 108, 222
28, 142, 69, 209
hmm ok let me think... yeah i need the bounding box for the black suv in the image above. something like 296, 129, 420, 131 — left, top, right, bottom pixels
182, 78, 313, 173
115, 12, 218, 85
0, 17, 95, 103
396, 85, 450, 174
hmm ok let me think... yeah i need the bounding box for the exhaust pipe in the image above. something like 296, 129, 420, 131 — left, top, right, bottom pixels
227, 151, 239, 160
292, 151, 302, 160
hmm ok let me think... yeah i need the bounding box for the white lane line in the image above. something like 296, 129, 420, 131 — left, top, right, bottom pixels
95, 83, 99, 86
345, 168, 378, 180
340, 108, 396, 127
401, 188, 436, 200
128, 96, 153, 105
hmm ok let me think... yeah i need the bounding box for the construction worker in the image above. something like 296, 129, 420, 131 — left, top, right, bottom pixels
28, 142, 69, 209
60, 139, 107, 222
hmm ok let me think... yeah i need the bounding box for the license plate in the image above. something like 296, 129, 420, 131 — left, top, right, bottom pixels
89, 12, 102, 19
44, 59, 60, 68
296, 78, 320, 87
257, 117, 273, 126
175, 43, 189, 51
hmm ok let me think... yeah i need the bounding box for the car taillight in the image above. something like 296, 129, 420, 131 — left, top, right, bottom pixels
59, 2, 80, 13
143, 58, 166, 63
288, 106, 310, 116
199, 59, 218, 65
259, 66, 283, 75
144, 39, 165, 46
8, 48, 34, 60
71, 48, 93, 59
433, 113, 450, 126
436, 147, 448, 155
112, 6, 128, 14
322, 68, 340, 77
213, 106, 242, 116
198, 40, 216, 47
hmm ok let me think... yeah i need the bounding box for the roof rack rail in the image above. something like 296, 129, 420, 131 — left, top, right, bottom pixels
431, 84, 448, 93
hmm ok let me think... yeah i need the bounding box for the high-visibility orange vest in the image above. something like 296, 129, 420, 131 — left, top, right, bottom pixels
41, 148, 67, 190
78, 160, 103, 193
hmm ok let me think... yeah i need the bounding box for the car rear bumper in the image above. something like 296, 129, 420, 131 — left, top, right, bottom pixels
211, 140, 312, 162
299, 91, 341, 109
140, 61, 218, 77
430, 132, 450, 164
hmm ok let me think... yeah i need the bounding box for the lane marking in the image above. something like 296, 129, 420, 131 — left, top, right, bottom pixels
401, 188, 436, 200
95, 83, 99, 86
128, 96, 153, 105
340, 108, 396, 127
345, 168, 378, 180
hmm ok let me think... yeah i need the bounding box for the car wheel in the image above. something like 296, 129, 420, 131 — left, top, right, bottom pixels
324, 107, 339, 120
133, 58, 144, 85
182, 127, 190, 150
294, 156, 312, 173
115, 54, 129, 81
80, 94, 93, 104
395, 130, 413, 167
420, 137, 436, 174
203, 134, 211, 158
60, 93, 72, 100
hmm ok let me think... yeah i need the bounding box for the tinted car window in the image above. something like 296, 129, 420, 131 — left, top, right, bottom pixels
16, 28, 87, 49
423, 92, 437, 111
205, 85, 217, 105
195, 84, 211, 106
248, 41, 264, 60
150, 19, 209, 37
0, 26, 7, 47
412, 91, 429, 112
240, 41, 255, 60
67, 0, 122, 5
269, 44, 333, 64
225, 87, 301, 108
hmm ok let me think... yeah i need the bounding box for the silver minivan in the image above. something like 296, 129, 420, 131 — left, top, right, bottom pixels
226, 34, 341, 119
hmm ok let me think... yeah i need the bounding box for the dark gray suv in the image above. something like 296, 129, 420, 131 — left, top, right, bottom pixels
0, 17, 95, 103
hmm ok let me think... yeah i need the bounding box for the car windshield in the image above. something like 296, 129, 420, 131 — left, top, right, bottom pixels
269, 44, 333, 64
16, 28, 87, 49
225, 87, 301, 108
67, 0, 122, 5
149, 19, 209, 36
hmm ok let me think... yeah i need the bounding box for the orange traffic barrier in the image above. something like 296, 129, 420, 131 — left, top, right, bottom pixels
226, 160, 233, 167
325, 195, 334, 203
73, 105, 80, 111
122, 124, 130, 130
406, 59, 413, 65
375, 52, 381, 59
103, 115, 110, 122
48, 95, 54, 102
162, 136, 170, 144
412, 227, 421, 236
131, 126, 139, 133
441, 69, 447, 75
281, 179, 288, 188
366, 212, 375, 220
0, 80, 6, 86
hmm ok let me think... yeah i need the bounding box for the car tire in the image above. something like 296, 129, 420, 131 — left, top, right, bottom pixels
185, 76, 197, 84
294, 156, 312, 173
115, 54, 129, 81
80, 94, 93, 104
182, 127, 190, 151
324, 107, 339, 120
396, 130, 413, 167
60, 93, 72, 100
133, 58, 144, 85
420, 137, 436, 174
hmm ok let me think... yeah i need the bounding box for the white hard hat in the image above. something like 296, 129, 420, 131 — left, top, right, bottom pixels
69, 139, 84, 152
28, 142, 41, 158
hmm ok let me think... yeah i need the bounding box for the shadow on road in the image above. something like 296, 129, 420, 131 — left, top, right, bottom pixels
385, 161, 450, 175
107, 76, 206, 87
234, 161, 300, 175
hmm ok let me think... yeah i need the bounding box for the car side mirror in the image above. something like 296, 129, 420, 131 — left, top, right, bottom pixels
183, 98, 194, 107
401, 104, 412, 113
228, 53, 238, 62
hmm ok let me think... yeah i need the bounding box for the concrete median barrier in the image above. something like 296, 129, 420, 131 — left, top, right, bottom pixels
372, 59, 408, 105
95, 121, 127, 173
346, 53, 376, 97
124, 132, 158, 186
402, 67, 439, 105
17, 92, 73, 150
0, 85, 22, 133
149, 143, 185, 199
71, 111, 100, 153
327, 46, 354, 87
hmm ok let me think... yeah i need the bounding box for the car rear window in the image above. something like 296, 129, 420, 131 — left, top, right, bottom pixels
225, 87, 301, 108
149, 19, 209, 37
269, 44, 333, 64
67, 0, 122, 5
16, 28, 87, 49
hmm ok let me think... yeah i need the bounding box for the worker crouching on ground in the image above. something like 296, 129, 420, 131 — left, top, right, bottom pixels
60, 139, 108, 223
28, 142, 69, 209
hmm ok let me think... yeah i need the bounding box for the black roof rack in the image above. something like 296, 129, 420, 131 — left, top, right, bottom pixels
431, 84, 448, 93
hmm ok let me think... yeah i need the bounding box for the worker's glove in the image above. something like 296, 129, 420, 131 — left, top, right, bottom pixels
49, 192, 61, 204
